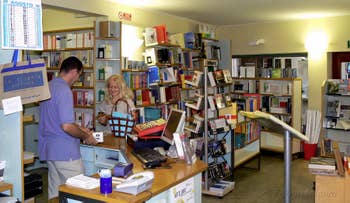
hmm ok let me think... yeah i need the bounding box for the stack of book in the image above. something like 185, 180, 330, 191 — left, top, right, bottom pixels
308, 157, 337, 176
208, 180, 235, 197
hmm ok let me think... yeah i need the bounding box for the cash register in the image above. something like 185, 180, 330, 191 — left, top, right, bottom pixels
132, 109, 186, 168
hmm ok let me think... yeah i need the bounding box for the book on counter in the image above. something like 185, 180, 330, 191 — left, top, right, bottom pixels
134, 118, 167, 137
308, 157, 336, 170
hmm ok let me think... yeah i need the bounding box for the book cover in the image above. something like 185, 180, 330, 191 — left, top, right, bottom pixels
214, 70, 225, 84
184, 32, 195, 49
245, 66, 256, 78
168, 33, 185, 48
214, 94, 226, 109
208, 96, 216, 111
144, 48, 157, 66
208, 71, 216, 87
271, 68, 281, 78
222, 70, 233, 84
218, 103, 237, 126
184, 71, 203, 87
144, 27, 158, 46
147, 66, 160, 85
185, 94, 204, 110
160, 67, 176, 83
326, 100, 341, 117
153, 24, 168, 44
134, 118, 166, 137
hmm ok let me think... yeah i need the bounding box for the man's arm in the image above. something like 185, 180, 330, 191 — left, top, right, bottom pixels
61, 123, 97, 145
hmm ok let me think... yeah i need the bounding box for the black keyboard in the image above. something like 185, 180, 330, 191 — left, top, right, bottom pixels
132, 148, 167, 168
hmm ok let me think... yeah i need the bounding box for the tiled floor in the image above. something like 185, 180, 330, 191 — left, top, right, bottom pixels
29, 154, 315, 203
203, 155, 315, 203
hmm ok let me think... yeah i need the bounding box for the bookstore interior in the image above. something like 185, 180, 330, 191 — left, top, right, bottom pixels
2, 1, 350, 203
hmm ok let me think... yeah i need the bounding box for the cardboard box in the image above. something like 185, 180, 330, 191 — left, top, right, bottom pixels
99, 21, 119, 38
315, 173, 350, 203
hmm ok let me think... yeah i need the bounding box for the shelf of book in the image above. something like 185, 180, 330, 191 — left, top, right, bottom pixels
40, 26, 97, 129
232, 77, 302, 154
321, 79, 350, 153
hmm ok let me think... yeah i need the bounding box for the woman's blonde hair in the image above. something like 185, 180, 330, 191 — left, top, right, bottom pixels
105, 74, 134, 104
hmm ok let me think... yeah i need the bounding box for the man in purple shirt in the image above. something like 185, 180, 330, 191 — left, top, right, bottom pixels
38, 56, 97, 200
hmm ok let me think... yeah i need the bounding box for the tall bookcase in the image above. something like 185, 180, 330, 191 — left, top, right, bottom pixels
42, 27, 96, 129
232, 77, 302, 154
322, 79, 350, 153
93, 21, 122, 131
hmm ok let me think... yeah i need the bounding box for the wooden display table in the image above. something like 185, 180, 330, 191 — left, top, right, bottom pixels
59, 135, 207, 203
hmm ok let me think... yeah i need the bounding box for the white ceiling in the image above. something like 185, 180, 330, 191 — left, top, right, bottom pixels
113, 0, 350, 25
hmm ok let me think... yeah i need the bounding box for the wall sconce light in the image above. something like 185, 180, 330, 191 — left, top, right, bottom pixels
248, 39, 265, 46
305, 31, 328, 59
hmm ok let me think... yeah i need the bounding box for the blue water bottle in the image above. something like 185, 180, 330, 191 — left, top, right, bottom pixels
98, 169, 112, 194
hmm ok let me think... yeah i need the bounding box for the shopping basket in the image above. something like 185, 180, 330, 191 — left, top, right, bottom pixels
108, 99, 134, 137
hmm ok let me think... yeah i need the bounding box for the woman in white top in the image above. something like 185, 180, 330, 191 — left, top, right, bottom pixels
97, 74, 135, 132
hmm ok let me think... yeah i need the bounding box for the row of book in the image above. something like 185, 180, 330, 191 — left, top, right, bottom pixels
234, 120, 260, 149
74, 111, 93, 129
43, 31, 94, 50
326, 79, 350, 95
73, 72, 94, 87
183, 68, 232, 89
72, 90, 94, 107
122, 72, 148, 89
42, 50, 93, 68
234, 66, 299, 79
134, 86, 181, 106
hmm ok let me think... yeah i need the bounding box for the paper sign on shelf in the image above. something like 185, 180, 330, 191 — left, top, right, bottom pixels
2, 96, 23, 115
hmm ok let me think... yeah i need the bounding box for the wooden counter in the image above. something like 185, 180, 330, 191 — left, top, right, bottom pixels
59, 135, 207, 203
0, 182, 13, 196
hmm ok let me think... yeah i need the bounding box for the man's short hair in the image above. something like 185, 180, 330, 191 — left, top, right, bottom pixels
59, 56, 83, 74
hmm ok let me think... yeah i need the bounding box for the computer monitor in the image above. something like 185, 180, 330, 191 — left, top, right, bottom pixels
160, 109, 186, 145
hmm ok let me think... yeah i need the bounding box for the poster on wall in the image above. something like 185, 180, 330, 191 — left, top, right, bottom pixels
1, 0, 43, 50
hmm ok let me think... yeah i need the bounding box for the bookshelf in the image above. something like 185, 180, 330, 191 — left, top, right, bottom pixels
41, 27, 96, 130
125, 41, 183, 121
93, 21, 122, 131
195, 59, 235, 197
321, 79, 350, 153
232, 77, 302, 154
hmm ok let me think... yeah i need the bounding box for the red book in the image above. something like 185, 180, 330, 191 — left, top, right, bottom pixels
134, 118, 166, 137
154, 24, 168, 44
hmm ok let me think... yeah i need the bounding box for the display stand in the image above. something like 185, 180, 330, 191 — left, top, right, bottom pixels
240, 111, 309, 203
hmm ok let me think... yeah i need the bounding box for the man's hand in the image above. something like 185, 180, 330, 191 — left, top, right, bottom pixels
83, 132, 98, 145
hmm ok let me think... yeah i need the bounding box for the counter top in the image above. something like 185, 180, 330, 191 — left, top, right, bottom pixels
59, 135, 207, 203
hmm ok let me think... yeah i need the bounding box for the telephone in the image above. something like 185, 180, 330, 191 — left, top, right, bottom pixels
114, 171, 154, 195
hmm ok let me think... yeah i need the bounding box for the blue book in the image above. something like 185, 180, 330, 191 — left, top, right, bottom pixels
184, 32, 195, 49
148, 66, 160, 86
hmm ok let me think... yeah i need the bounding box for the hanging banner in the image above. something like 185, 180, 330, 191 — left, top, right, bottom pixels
1, 0, 43, 50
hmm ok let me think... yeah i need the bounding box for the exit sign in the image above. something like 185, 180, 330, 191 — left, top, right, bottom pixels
118, 11, 132, 21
